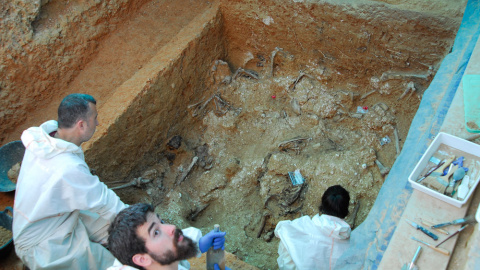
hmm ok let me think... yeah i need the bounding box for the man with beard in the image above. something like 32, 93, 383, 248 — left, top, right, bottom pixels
107, 203, 231, 270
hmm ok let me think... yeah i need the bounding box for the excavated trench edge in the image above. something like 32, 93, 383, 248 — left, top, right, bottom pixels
80, 1, 480, 268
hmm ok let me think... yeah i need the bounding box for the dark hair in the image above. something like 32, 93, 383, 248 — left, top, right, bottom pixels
57, 93, 96, 128
319, 185, 350, 219
108, 203, 154, 269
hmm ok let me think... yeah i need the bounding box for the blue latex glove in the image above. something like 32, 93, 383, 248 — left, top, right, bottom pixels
214, 264, 231, 270
443, 156, 468, 175
198, 230, 226, 253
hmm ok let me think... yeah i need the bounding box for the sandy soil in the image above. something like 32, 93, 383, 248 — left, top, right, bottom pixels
0, 0, 469, 269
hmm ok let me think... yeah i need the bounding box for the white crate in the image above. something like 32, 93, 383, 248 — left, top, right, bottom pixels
408, 132, 480, 208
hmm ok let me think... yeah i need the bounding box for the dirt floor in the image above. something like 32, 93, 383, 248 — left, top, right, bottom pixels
0, 0, 470, 269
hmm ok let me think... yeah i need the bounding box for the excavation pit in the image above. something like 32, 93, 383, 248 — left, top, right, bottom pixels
0, 0, 468, 268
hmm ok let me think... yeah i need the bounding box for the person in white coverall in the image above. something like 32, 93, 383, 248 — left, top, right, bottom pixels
107, 203, 231, 270
13, 94, 127, 270
275, 185, 351, 270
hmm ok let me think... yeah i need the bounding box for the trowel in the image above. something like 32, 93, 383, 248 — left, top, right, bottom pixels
401, 246, 421, 270
431, 215, 477, 229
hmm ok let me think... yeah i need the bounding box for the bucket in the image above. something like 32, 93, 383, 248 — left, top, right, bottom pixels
0, 141, 25, 192
0, 206, 14, 258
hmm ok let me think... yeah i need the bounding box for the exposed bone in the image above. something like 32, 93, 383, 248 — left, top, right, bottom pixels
176, 156, 199, 186
213, 94, 232, 115
281, 184, 304, 207
394, 127, 401, 156
111, 177, 152, 190
350, 200, 361, 229
291, 98, 301, 115
397, 81, 416, 101
256, 213, 269, 238
380, 71, 430, 81
360, 90, 376, 100
375, 159, 390, 176
278, 137, 311, 148
233, 68, 259, 80
289, 72, 316, 91
270, 47, 283, 77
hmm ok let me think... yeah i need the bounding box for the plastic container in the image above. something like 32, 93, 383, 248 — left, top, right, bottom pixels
408, 132, 480, 208
0, 206, 13, 258
206, 224, 225, 270
0, 140, 25, 192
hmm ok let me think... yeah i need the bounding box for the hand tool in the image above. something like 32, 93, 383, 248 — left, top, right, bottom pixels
411, 237, 450, 256
421, 156, 455, 192
444, 166, 464, 196
435, 224, 469, 248
406, 219, 438, 240
401, 246, 421, 270
420, 219, 449, 235
457, 175, 470, 200
431, 215, 476, 229
417, 160, 445, 182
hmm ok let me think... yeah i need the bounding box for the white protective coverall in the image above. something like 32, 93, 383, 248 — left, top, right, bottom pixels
13, 120, 127, 270
274, 214, 351, 270
107, 227, 203, 270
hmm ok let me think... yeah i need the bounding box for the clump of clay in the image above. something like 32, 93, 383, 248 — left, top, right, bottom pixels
0, 226, 12, 247
7, 162, 21, 183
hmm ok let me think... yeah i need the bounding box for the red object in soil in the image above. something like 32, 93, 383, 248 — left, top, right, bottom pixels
271, 95, 276, 99
363, 106, 368, 110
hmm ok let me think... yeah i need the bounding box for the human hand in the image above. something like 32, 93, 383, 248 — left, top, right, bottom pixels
198, 229, 226, 253
214, 264, 231, 270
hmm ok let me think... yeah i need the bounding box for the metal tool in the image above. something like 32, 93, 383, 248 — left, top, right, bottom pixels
402, 246, 422, 270
411, 237, 450, 256
406, 219, 439, 240
420, 219, 449, 235
431, 215, 476, 229
435, 224, 469, 247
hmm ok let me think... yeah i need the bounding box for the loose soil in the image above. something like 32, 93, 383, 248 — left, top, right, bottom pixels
0, 0, 469, 269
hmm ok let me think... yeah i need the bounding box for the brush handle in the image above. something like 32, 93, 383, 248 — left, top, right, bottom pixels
426, 244, 450, 256
411, 237, 450, 256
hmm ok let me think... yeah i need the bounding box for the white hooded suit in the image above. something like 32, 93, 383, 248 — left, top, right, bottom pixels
13, 120, 127, 270
274, 214, 351, 270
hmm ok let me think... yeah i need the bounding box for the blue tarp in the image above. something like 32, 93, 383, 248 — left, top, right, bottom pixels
336, 0, 480, 268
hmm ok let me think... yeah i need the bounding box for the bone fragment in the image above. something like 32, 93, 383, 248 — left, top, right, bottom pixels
270, 47, 283, 77
256, 214, 268, 238
394, 127, 401, 156
398, 81, 415, 101
289, 72, 316, 91
291, 98, 301, 115
233, 68, 259, 80
375, 159, 390, 176
111, 177, 152, 190
360, 90, 376, 100
176, 156, 199, 186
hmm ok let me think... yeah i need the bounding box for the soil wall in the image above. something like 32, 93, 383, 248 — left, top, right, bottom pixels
0, 0, 149, 144
220, 0, 463, 88
84, 4, 227, 183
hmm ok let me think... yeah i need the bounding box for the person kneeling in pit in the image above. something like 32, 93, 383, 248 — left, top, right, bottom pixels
274, 185, 351, 270
107, 203, 231, 270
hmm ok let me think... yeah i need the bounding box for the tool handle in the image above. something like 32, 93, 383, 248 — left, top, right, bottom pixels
434, 156, 455, 174
421, 220, 449, 235
426, 244, 450, 256
418, 226, 438, 240
432, 222, 452, 229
